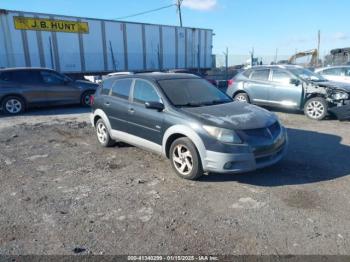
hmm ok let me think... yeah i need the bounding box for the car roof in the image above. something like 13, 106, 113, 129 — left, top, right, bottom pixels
248, 65, 304, 70
0, 67, 55, 72
107, 72, 200, 81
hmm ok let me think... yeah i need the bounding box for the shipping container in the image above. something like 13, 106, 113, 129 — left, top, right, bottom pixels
0, 9, 213, 75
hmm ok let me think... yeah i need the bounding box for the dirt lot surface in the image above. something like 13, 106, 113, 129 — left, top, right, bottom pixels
0, 106, 350, 255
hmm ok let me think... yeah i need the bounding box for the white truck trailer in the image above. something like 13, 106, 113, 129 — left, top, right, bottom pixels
0, 9, 213, 76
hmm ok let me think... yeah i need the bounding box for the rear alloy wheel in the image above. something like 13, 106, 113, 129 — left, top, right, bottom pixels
96, 119, 115, 147
304, 97, 328, 120
81, 91, 95, 107
234, 93, 250, 103
2, 96, 25, 115
170, 137, 203, 180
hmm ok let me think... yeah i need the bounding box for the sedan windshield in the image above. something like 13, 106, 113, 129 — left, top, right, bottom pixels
290, 68, 326, 82
158, 78, 232, 107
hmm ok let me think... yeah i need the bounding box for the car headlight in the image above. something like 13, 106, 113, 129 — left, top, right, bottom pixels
203, 125, 242, 144
332, 92, 349, 100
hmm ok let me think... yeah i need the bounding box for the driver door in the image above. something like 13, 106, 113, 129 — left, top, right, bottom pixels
128, 79, 165, 145
270, 69, 303, 108
39, 70, 81, 104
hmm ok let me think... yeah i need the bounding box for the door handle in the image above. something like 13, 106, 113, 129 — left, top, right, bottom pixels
104, 101, 110, 106
128, 108, 135, 114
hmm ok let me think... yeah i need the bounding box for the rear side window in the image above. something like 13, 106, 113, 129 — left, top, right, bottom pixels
251, 69, 270, 81
133, 80, 160, 103
0, 72, 13, 82
0, 70, 41, 84
242, 69, 252, 78
111, 79, 132, 100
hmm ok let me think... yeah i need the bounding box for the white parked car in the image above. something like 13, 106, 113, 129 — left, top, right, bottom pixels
315, 66, 350, 84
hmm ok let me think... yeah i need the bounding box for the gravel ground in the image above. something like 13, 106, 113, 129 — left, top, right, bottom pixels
0, 106, 350, 255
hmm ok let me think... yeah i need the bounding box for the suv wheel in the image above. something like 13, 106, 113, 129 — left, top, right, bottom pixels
96, 119, 115, 147
170, 137, 203, 180
2, 96, 25, 115
304, 97, 328, 120
81, 91, 95, 106
234, 93, 250, 103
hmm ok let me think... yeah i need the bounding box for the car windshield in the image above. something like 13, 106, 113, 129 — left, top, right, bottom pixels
290, 68, 326, 82
158, 78, 232, 107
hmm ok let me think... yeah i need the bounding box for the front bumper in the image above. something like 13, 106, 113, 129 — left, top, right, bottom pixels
203, 128, 288, 174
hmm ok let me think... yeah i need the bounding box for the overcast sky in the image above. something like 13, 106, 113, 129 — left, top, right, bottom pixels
2, 0, 349, 60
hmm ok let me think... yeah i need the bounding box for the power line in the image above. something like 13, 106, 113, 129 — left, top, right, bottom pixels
116, 4, 176, 20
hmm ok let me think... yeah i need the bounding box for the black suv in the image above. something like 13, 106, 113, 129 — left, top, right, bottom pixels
0, 68, 98, 115
91, 73, 288, 180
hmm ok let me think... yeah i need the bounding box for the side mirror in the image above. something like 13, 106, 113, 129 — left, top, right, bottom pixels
145, 101, 164, 111
290, 78, 300, 86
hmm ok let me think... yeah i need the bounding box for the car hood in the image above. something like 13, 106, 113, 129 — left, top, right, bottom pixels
74, 80, 99, 89
313, 80, 350, 92
180, 102, 278, 130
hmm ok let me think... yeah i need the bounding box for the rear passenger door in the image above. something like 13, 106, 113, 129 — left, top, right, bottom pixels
270, 69, 303, 108
9, 70, 47, 104
103, 78, 133, 133
128, 79, 164, 145
245, 69, 272, 104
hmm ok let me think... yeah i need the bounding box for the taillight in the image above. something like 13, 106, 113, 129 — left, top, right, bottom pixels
227, 79, 234, 86
90, 95, 94, 105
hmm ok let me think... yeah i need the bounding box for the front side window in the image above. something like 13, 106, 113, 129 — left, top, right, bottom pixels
111, 79, 132, 100
41, 71, 66, 84
158, 78, 231, 107
272, 70, 292, 84
250, 69, 270, 81
133, 80, 161, 103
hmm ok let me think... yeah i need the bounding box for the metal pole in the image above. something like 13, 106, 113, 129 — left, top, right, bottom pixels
177, 0, 183, 27
318, 31, 321, 65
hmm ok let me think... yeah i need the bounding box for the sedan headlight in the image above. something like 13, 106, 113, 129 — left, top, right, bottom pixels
332, 92, 349, 100
203, 125, 242, 144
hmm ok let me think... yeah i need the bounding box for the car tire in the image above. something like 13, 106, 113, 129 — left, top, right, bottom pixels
2, 96, 25, 115
169, 137, 204, 180
304, 97, 328, 120
95, 119, 115, 147
81, 91, 95, 107
234, 92, 250, 103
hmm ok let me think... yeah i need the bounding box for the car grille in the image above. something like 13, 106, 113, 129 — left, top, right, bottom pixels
237, 121, 285, 158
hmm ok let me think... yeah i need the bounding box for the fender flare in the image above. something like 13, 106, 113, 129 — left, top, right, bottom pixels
91, 109, 112, 131
162, 124, 207, 161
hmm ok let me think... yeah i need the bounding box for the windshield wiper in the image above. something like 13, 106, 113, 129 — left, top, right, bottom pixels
202, 99, 231, 106
176, 102, 203, 107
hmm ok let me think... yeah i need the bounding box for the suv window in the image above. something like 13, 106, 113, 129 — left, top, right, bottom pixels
250, 69, 270, 81
272, 70, 291, 84
133, 80, 160, 103
40, 71, 66, 84
101, 78, 114, 95
3, 70, 42, 84
242, 69, 252, 78
111, 79, 132, 99
321, 68, 343, 76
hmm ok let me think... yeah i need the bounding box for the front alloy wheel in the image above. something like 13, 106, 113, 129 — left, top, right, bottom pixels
234, 93, 250, 103
304, 97, 328, 120
170, 137, 203, 180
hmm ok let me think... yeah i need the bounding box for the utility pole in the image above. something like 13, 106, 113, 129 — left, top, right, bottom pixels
176, 0, 183, 27
223, 47, 229, 81
317, 30, 321, 67
274, 48, 278, 64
